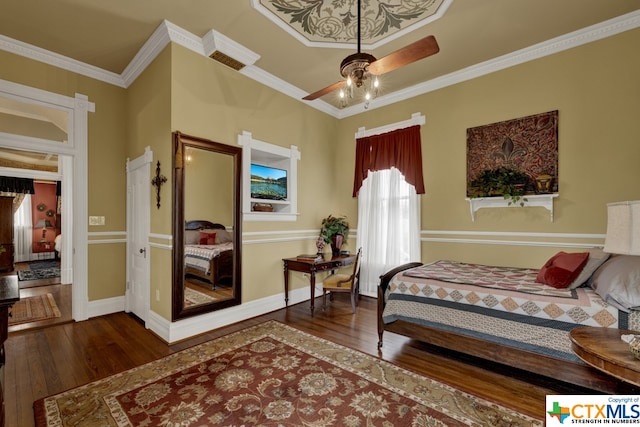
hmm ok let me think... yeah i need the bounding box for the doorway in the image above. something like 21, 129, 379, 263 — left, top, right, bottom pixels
0, 78, 93, 322
126, 148, 152, 324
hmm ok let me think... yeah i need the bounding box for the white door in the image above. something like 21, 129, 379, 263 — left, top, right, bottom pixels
126, 149, 152, 323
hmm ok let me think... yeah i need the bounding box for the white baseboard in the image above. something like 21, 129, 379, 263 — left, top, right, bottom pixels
148, 286, 313, 343
86, 295, 126, 318
85, 287, 313, 344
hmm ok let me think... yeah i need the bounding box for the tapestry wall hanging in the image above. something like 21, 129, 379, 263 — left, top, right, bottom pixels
466, 110, 558, 197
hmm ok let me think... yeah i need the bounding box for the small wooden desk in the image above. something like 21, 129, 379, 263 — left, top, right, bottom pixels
570, 326, 640, 387
283, 254, 356, 315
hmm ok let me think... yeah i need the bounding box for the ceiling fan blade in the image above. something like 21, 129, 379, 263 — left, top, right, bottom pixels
303, 80, 347, 101
368, 35, 439, 76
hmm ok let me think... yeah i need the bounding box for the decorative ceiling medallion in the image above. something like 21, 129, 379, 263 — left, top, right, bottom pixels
253, 0, 448, 48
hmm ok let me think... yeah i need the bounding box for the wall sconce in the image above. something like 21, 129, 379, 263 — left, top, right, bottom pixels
151, 161, 167, 209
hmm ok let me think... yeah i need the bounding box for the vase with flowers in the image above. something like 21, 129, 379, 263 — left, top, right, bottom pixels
319, 214, 349, 256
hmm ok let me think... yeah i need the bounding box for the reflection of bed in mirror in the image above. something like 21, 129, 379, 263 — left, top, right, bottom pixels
184, 220, 234, 289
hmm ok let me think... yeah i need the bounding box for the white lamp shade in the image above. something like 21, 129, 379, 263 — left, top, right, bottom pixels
603, 201, 640, 255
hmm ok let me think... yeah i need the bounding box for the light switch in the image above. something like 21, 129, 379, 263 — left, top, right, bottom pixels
89, 216, 105, 226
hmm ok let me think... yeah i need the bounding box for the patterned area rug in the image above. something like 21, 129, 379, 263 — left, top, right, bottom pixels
17, 259, 60, 281
28, 261, 60, 270
34, 321, 542, 426
17, 267, 60, 281
9, 293, 61, 325
184, 286, 216, 307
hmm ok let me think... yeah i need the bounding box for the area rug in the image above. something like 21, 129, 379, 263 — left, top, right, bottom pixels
33, 321, 542, 426
28, 260, 60, 270
17, 267, 60, 281
184, 287, 216, 307
9, 293, 61, 325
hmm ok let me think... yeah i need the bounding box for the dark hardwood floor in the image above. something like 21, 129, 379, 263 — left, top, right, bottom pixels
185, 277, 233, 300
5, 294, 599, 426
2, 261, 72, 333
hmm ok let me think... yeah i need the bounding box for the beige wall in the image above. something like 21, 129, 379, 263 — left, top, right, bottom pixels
0, 50, 128, 302
1, 24, 638, 322
170, 44, 339, 303
184, 148, 233, 225
126, 46, 173, 317
335, 27, 640, 268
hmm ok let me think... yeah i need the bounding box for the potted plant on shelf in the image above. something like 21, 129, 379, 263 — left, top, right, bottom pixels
469, 167, 532, 207
320, 214, 349, 256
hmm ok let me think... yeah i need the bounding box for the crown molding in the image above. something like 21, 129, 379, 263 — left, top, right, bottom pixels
120, 20, 176, 87
0, 34, 126, 87
336, 9, 640, 118
1, 10, 638, 119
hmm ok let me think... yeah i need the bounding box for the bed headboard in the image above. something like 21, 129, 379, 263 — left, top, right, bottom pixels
185, 220, 226, 230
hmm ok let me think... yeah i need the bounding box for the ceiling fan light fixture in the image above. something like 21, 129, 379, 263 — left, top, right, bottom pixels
337, 51, 379, 107
340, 52, 376, 87
301, 0, 439, 108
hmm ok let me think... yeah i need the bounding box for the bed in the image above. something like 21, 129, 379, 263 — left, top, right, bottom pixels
378, 251, 640, 393
184, 220, 234, 289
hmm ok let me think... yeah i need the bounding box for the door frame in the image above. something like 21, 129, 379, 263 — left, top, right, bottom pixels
125, 147, 152, 323
0, 78, 92, 321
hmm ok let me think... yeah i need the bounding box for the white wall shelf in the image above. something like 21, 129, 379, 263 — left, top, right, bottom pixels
238, 131, 300, 222
465, 194, 559, 222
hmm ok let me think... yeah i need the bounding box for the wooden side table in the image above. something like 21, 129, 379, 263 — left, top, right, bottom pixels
570, 326, 640, 387
282, 254, 356, 315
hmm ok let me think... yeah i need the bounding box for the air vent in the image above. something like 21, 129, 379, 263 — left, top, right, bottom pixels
209, 51, 245, 71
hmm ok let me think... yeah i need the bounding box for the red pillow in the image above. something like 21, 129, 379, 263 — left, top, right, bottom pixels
199, 231, 216, 245
536, 251, 590, 289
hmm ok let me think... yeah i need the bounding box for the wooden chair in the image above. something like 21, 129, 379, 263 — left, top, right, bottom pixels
322, 248, 362, 313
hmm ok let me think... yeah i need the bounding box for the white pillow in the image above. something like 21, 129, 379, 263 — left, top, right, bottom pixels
215, 229, 233, 243
185, 229, 200, 245
567, 248, 610, 289
588, 255, 640, 312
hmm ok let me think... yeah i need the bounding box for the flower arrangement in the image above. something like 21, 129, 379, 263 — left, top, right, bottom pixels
469, 167, 532, 206
320, 214, 350, 256
319, 214, 349, 244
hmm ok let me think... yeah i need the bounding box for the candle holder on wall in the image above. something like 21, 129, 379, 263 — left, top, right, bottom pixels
151, 161, 167, 209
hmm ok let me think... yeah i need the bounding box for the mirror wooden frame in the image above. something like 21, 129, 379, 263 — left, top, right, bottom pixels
172, 131, 242, 320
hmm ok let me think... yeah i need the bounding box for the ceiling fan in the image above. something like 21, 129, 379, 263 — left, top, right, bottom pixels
302, 0, 440, 104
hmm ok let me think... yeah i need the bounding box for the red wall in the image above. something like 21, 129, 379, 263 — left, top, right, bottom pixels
31, 182, 58, 252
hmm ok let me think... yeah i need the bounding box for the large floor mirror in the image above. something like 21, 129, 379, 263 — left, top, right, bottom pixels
172, 131, 242, 320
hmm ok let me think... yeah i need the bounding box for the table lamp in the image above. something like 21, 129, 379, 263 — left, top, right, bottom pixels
35, 219, 53, 242
603, 200, 640, 255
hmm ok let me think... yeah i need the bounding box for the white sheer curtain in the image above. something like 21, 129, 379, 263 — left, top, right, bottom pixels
14, 194, 33, 262
356, 167, 421, 296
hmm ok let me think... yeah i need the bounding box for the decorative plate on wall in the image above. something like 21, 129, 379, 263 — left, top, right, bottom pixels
37, 203, 46, 211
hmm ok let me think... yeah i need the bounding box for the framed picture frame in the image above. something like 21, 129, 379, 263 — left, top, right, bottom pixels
466, 110, 559, 196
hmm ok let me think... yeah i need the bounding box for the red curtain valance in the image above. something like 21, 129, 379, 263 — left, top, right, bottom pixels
352, 124, 425, 196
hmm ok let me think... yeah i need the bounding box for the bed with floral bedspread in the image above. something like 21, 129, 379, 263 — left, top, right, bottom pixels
378, 252, 640, 393
184, 220, 234, 289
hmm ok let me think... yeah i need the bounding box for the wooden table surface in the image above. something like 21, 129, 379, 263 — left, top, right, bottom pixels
570, 326, 640, 387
